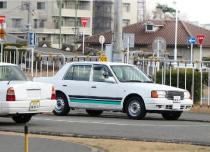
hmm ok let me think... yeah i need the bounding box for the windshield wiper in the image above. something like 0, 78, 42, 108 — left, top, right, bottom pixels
123, 80, 142, 82
7, 79, 12, 85
143, 81, 154, 83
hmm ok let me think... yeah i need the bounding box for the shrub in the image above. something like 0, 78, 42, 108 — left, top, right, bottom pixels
154, 69, 204, 103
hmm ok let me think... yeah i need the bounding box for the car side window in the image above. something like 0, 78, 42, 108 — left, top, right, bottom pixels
64, 65, 91, 81
93, 65, 113, 82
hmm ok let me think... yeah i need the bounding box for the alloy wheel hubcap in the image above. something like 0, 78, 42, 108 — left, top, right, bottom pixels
128, 100, 141, 117
55, 98, 65, 113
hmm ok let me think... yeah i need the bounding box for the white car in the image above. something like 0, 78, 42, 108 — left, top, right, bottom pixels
33, 62, 193, 120
0, 63, 56, 123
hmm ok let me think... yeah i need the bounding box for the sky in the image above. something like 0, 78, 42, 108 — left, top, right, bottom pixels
152, 0, 210, 24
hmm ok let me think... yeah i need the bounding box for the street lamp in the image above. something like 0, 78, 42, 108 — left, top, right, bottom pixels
173, 1, 178, 62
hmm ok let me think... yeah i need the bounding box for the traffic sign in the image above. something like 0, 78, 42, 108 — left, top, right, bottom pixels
0, 28, 6, 39
123, 33, 135, 49
187, 37, 196, 44
152, 37, 166, 52
29, 33, 36, 46
81, 18, 89, 28
99, 35, 105, 44
0, 15, 5, 25
196, 35, 205, 45
100, 56, 108, 62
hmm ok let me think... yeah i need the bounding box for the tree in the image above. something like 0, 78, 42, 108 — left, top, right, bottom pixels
153, 3, 177, 20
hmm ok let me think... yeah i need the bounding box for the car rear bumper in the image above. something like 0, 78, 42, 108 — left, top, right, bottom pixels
144, 98, 193, 111
0, 100, 56, 115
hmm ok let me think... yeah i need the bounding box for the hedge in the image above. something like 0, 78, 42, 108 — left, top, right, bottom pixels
153, 69, 208, 103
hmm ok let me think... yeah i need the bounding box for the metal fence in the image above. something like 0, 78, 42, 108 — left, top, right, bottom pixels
2, 48, 210, 107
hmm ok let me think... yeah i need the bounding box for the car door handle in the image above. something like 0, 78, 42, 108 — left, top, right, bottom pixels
91, 86, 97, 88
63, 84, 67, 87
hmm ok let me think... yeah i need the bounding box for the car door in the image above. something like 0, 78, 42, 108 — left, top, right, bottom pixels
89, 64, 120, 110
63, 64, 91, 108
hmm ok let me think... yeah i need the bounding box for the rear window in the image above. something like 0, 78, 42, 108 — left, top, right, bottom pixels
0, 66, 29, 81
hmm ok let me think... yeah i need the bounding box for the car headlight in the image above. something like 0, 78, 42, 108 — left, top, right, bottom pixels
184, 91, 191, 99
151, 91, 166, 98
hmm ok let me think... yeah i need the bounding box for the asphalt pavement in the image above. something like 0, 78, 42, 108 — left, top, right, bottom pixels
0, 133, 103, 152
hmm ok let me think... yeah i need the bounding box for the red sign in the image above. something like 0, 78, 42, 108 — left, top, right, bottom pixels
0, 15, 5, 25
81, 18, 89, 28
197, 35, 205, 45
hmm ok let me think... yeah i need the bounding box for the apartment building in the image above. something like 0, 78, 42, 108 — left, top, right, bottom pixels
0, 0, 93, 48
93, 0, 138, 35
0, 0, 138, 48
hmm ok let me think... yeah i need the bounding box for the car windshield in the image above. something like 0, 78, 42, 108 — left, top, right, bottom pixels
0, 66, 29, 81
111, 65, 152, 82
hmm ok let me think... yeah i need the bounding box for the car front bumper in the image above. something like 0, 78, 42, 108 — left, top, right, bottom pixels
144, 98, 193, 111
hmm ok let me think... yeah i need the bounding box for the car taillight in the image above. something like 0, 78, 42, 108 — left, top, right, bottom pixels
51, 86, 56, 100
7, 87, 15, 101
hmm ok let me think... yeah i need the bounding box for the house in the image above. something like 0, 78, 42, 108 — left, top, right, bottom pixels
79, 20, 210, 61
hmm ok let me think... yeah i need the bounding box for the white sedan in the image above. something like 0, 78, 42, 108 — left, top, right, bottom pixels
33, 62, 193, 120
0, 63, 56, 123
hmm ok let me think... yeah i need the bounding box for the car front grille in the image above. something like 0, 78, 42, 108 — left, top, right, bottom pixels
166, 91, 184, 100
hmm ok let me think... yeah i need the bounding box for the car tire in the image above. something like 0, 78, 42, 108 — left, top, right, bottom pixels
126, 96, 146, 120
161, 111, 182, 120
86, 110, 103, 116
12, 115, 32, 123
53, 93, 70, 116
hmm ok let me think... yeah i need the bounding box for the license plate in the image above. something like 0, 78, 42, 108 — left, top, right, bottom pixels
29, 101, 40, 110
173, 96, 180, 103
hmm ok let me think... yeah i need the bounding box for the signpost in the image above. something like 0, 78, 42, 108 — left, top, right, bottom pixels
0, 15, 6, 62
152, 37, 166, 71
123, 33, 135, 64
29, 33, 36, 46
187, 37, 196, 64
81, 18, 89, 54
99, 35, 105, 52
196, 35, 205, 107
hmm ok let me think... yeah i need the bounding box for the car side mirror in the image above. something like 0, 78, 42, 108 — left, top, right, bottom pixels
105, 77, 116, 83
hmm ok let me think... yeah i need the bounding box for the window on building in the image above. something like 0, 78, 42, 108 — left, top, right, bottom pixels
123, 3, 130, 12
0, 1, 7, 9
34, 19, 37, 28
40, 20, 46, 28
105, 6, 111, 12
122, 19, 130, 27
12, 19, 22, 28
37, 2, 45, 9
97, 6, 100, 11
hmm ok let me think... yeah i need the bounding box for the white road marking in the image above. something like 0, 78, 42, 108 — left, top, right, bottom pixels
33, 118, 210, 127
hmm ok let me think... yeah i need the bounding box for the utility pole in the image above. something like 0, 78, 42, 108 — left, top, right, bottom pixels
74, 0, 78, 50
59, 0, 62, 49
113, 0, 123, 62
21, 1, 31, 40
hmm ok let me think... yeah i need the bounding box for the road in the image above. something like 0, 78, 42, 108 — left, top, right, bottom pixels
1, 110, 210, 146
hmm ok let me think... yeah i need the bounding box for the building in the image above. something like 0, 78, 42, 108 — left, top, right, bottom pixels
0, 0, 138, 49
79, 20, 210, 61
0, 0, 93, 49
93, 0, 138, 35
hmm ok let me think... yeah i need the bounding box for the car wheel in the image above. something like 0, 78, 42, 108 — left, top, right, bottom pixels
126, 96, 146, 120
86, 110, 103, 116
161, 111, 182, 120
53, 93, 70, 116
12, 115, 32, 123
